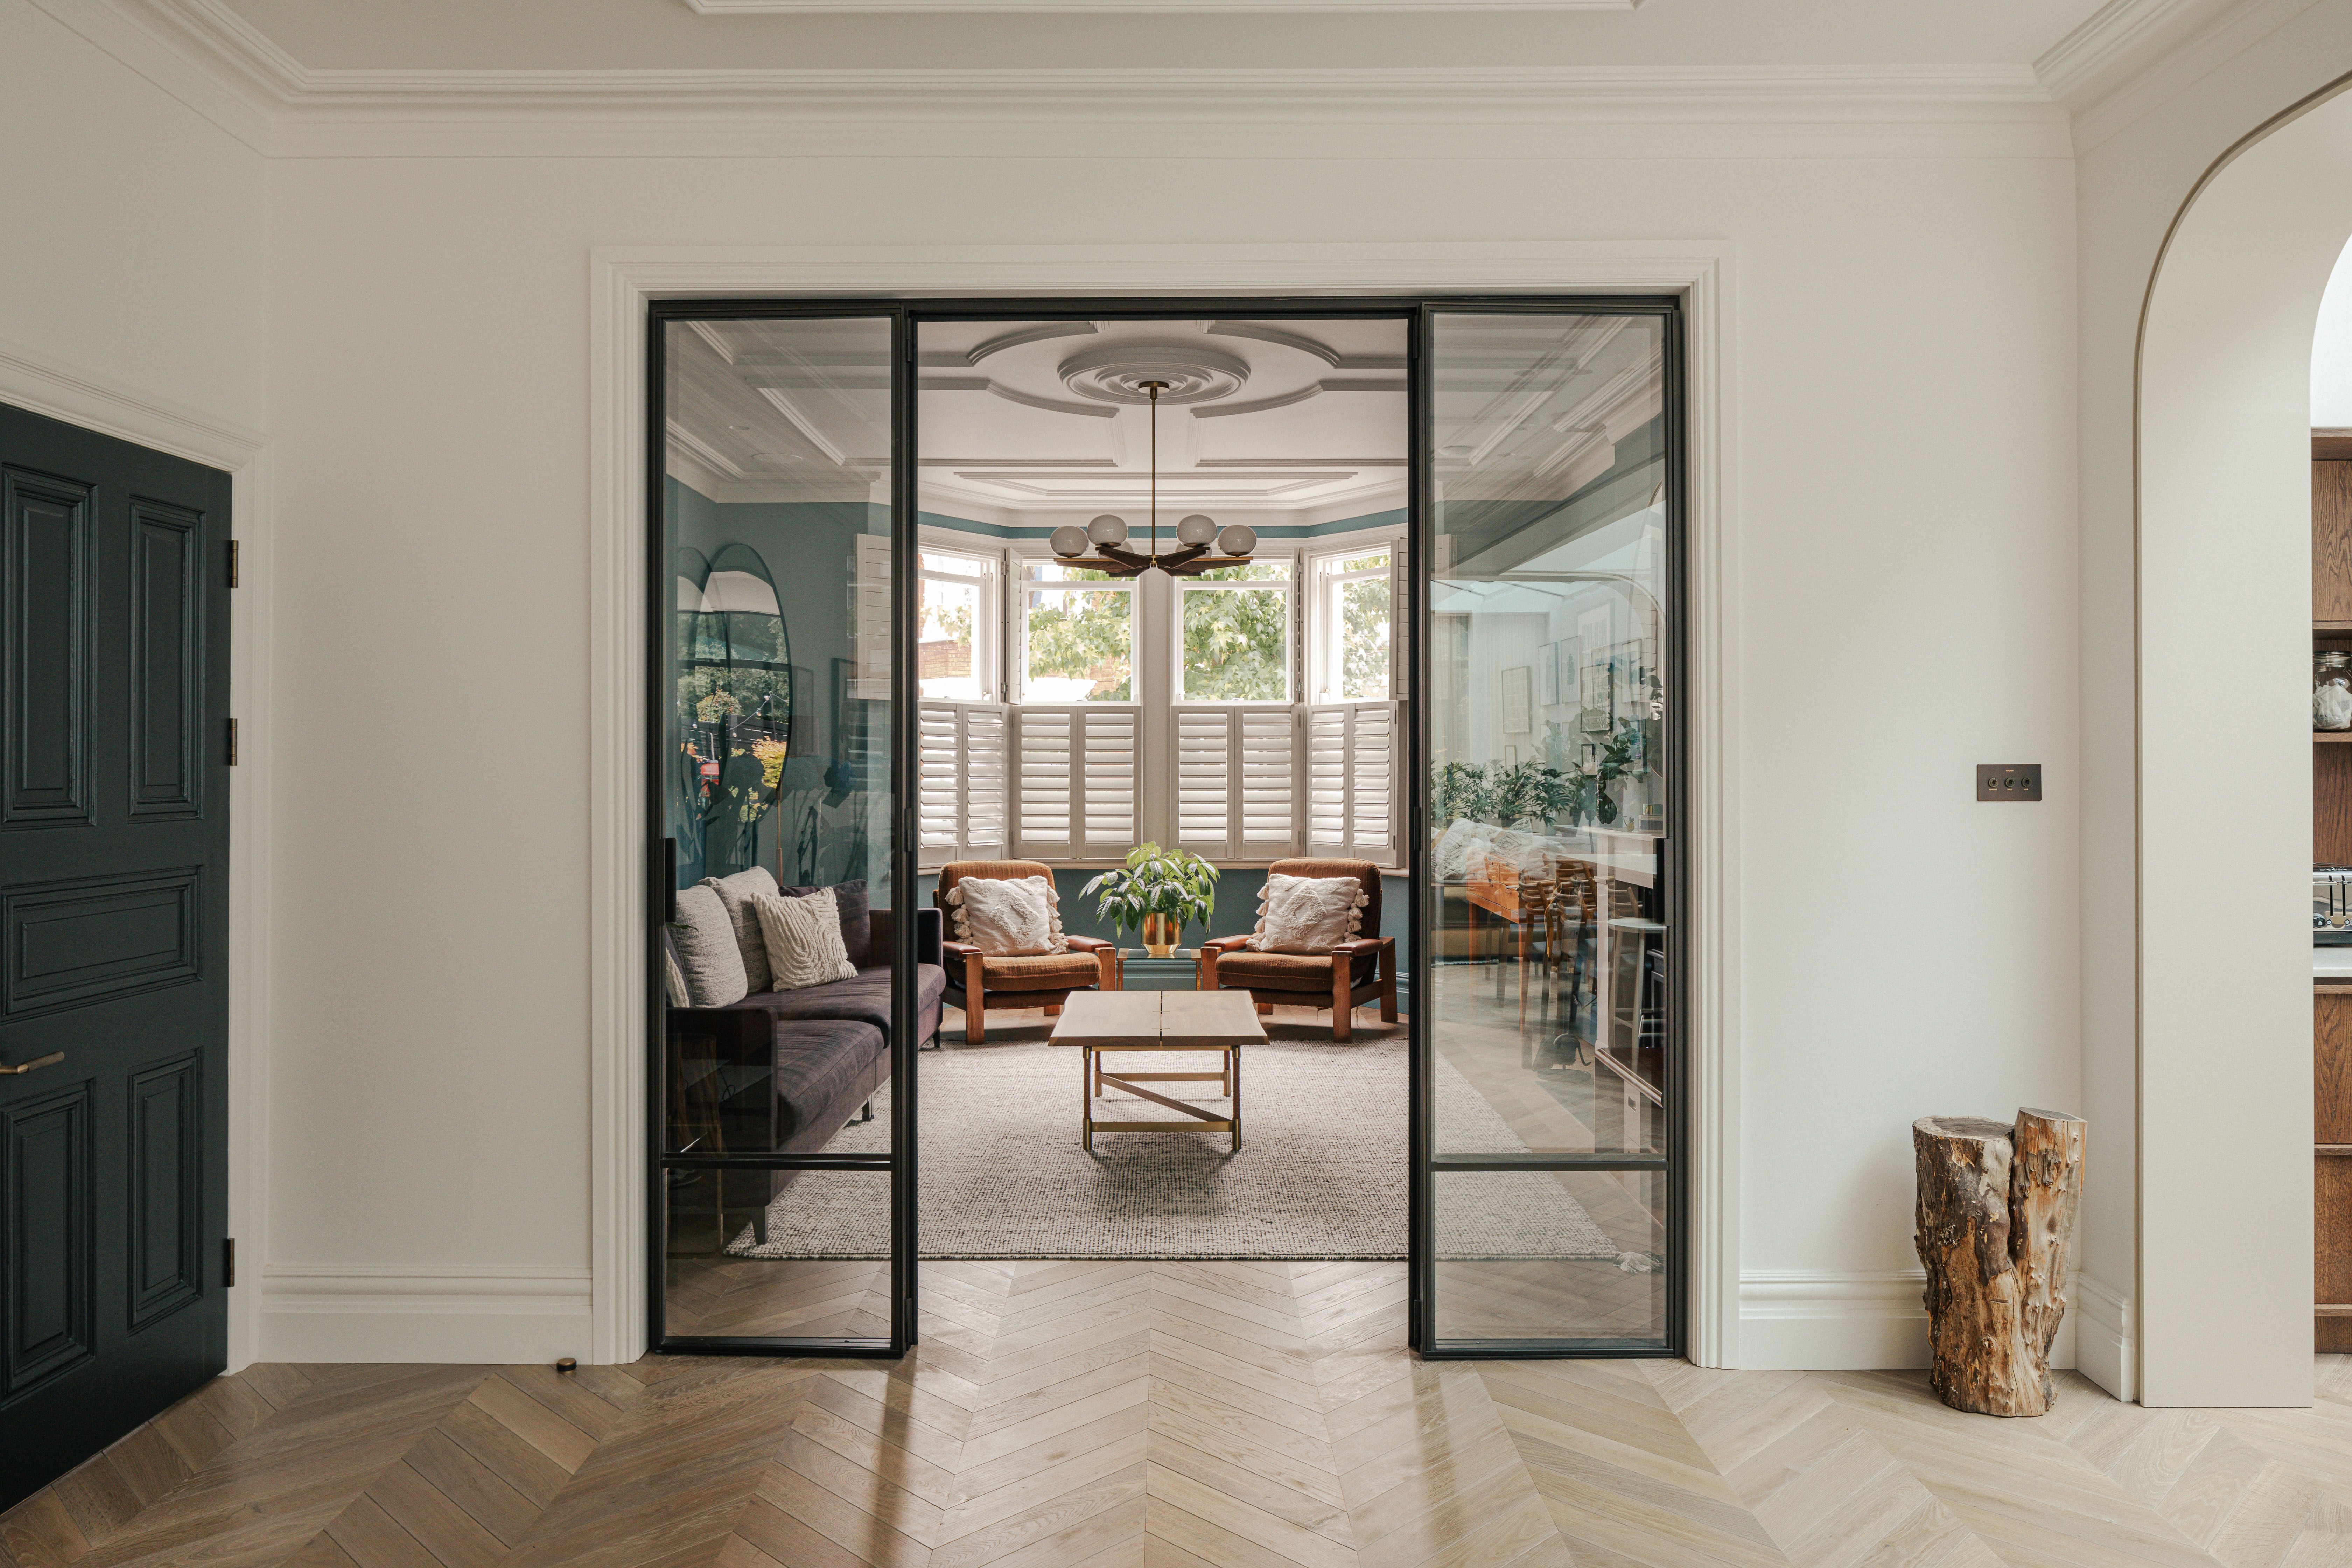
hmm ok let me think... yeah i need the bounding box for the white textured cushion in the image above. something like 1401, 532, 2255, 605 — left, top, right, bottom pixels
1248, 873, 1367, 954
753, 887, 859, 990
700, 867, 782, 991
949, 875, 1065, 956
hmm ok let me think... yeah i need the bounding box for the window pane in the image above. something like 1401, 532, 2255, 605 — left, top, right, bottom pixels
1427, 312, 1670, 1161
1025, 584, 1132, 701
1434, 1167, 1664, 1345
1180, 586, 1289, 701
1337, 571, 1392, 699
918, 572, 983, 700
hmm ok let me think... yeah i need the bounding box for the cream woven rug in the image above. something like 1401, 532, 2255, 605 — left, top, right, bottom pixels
729, 1029, 1627, 1262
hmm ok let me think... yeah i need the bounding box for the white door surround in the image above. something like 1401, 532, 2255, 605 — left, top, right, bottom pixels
586, 242, 1739, 1366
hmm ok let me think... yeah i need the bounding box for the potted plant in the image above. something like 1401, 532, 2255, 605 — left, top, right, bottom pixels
1083, 842, 1220, 957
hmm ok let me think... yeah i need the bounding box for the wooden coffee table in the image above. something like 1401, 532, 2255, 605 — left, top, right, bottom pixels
1049, 991, 1265, 1152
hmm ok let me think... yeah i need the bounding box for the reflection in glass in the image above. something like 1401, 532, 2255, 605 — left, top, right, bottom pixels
1433, 1169, 1664, 1343
659, 315, 904, 1347
664, 1169, 892, 1339
1425, 310, 1670, 1349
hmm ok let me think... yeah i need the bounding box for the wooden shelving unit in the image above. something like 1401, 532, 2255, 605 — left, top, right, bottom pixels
2316, 428, 2352, 1350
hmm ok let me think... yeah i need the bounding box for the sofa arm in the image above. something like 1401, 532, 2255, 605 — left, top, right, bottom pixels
914, 906, 942, 969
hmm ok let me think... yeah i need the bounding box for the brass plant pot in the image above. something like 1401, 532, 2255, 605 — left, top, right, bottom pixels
1141, 913, 1178, 958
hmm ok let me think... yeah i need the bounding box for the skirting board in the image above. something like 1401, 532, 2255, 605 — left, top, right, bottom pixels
2072, 1271, 2137, 1402
258, 1266, 593, 1364
1737, 1270, 2086, 1373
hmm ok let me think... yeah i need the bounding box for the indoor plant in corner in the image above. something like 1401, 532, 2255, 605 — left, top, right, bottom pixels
1084, 842, 1220, 958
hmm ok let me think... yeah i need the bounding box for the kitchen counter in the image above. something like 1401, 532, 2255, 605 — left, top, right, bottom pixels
2317, 945, 2352, 984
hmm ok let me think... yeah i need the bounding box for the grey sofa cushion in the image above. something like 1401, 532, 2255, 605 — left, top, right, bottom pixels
750, 963, 946, 1035
670, 884, 748, 1006
701, 867, 781, 991
770, 1021, 888, 1144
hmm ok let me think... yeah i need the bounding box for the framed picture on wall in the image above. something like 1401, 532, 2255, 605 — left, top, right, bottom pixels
1502, 665, 1532, 733
1609, 640, 1647, 722
1536, 643, 1558, 707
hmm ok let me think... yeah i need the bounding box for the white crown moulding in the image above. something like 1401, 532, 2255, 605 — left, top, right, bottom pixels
688, 0, 1633, 9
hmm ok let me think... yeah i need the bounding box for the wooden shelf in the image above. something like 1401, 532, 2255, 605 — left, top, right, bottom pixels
2317, 622, 2352, 634
2320, 733, 2352, 743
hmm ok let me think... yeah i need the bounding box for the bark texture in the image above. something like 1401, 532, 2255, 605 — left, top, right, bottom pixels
1912, 1108, 2086, 1417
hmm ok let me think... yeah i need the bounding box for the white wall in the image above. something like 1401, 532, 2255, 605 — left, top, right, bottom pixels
0, 1, 264, 428
253, 129, 2079, 1365
2076, 0, 2352, 1406
2315, 236, 2352, 427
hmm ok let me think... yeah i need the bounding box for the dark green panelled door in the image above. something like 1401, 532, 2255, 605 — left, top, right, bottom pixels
0, 402, 231, 1510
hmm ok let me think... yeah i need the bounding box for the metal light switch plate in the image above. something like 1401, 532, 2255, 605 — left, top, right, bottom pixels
1976, 764, 2042, 802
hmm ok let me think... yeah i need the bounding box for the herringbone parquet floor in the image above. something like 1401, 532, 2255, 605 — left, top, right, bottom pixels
9, 1263, 2352, 1568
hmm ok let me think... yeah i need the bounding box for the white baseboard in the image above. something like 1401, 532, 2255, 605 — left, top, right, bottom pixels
1738, 1268, 2095, 1374
1739, 1270, 1932, 1368
257, 1265, 593, 1364
2071, 1272, 2136, 1402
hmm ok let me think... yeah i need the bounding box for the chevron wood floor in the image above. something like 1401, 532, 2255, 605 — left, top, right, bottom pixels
11, 1266, 2352, 1568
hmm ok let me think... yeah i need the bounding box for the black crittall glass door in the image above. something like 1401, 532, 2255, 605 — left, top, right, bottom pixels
646, 297, 1681, 1362
1413, 304, 1682, 1357
649, 308, 915, 1355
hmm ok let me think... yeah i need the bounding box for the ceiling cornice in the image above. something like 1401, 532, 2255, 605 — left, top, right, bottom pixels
43, 0, 2069, 159
2031, 0, 2317, 149
686, 0, 1632, 11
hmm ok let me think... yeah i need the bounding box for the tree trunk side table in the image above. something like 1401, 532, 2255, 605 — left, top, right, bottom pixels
1912, 1108, 2087, 1417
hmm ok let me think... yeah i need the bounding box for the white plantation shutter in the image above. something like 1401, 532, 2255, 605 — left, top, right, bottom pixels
917, 701, 1009, 866
1240, 710, 1298, 850
965, 705, 1008, 852
1307, 700, 1400, 865
1014, 709, 1073, 855
1175, 710, 1233, 854
1012, 706, 1139, 860
1173, 707, 1301, 859
1082, 709, 1136, 850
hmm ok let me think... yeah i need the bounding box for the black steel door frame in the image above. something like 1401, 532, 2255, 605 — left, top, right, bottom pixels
644, 294, 1686, 1361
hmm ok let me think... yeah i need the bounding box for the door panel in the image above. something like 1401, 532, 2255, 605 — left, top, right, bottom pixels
4, 469, 94, 825
0, 402, 231, 1509
1414, 306, 1679, 1356
651, 311, 911, 1356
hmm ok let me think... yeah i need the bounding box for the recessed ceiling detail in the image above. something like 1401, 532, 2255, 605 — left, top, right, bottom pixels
686, 0, 1636, 13
1058, 343, 1251, 406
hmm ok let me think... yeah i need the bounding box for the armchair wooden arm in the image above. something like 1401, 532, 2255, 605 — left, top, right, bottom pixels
1197, 932, 1251, 990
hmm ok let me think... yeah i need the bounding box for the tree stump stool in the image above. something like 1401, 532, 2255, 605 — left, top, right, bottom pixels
1911, 1108, 2086, 1417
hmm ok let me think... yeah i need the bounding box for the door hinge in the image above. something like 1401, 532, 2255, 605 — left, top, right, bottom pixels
226, 718, 238, 766
227, 539, 239, 588
224, 1237, 237, 1288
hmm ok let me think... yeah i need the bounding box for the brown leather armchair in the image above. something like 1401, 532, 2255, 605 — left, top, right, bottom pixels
1197, 858, 1396, 1042
934, 859, 1119, 1043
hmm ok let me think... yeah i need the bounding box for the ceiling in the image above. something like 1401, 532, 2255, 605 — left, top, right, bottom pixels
209, 0, 2122, 75
666, 317, 1414, 528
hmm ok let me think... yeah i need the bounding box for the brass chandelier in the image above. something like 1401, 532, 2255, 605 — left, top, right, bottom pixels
1048, 380, 1257, 578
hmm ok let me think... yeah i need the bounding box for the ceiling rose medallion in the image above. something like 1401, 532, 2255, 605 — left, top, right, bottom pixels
1057, 343, 1250, 406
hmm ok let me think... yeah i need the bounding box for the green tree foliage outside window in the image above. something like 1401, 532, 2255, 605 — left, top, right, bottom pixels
1181, 563, 1290, 701
1334, 551, 1391, 699
1024, 573, 1133, 700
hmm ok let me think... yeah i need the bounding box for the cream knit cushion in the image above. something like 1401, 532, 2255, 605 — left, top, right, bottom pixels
1248, 873, 1367, 953
950, 875, 1065, 956
753, 887, 859, 990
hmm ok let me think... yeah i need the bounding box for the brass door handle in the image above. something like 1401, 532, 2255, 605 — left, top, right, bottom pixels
0, 1051, 64, 1075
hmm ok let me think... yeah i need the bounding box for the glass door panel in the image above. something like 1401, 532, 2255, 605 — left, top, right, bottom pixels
653, 311, 908, 1354
1418, 307, 1675, 1354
